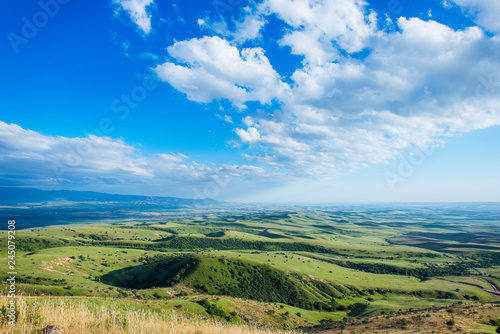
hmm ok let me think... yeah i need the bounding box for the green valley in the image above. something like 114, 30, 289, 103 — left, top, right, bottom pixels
1, 206, 500, 333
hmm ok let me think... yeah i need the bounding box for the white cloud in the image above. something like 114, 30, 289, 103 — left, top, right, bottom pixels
442, 0, 453, 9
138, 51, 159, 60
215, 114, 234, 124
0, 121, 285, 196
154, 36, 289, 108
110, 31, 131, 57
233, 17, 500, 176
451, 0, 500, 34
197, 18, 207, 27
232, 10, 267, 43
0, 122, 151, 182
154, 0, 500, 179
157, 153, 188, 163
260, 0, 377, 63
236, 127, 261, 144
198, 6, 266, 44
114, 0, 155, 34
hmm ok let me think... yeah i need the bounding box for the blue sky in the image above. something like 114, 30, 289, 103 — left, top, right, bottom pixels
0, 0, 499, 202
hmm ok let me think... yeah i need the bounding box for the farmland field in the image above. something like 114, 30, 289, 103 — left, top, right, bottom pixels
1, 204, 500, 332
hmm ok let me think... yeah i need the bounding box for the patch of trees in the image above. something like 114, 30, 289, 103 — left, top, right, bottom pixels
317, 251, 500, 279
160, 236, 346, 254
15, 237, 77, 252
118, 225, 179, 235
194, 259, 308, 307
489, 319, 500, 334
83, 240, 148, 249
464, 294, 480, 301
100, 255, 198, 289
197, 299, 238, 322
83, 236, 350, 255
334, 261, 470, 279
193, 259, 354, 311
137, 253, 172, 265
78, 233, 116, 241
489, 318, 500, 327
18, 275, 67, 286
468, 252, 500, 267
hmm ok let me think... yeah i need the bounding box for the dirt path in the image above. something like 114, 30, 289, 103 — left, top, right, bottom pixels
429, 276, 500, 296
481, 277, 500, 293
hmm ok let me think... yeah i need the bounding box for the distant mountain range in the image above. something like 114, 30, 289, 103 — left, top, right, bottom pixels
0, 186, 216, 206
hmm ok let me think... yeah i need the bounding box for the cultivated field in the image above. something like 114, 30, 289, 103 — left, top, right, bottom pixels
1, 205, 500, 332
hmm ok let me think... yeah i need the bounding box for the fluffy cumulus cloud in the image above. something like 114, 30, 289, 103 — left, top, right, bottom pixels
154, 36, 289, 109
0, 122, 284, 195
260, 0, 377, 63
238, 17, 500, 175
451, 0, 500, 34
198, 7, 267, 44
114, 0, 155, 34
154, 0, 500, 178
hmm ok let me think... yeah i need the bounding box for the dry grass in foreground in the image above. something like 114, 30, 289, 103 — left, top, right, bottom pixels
309, 302, 500, 334
0, 297, 298, 334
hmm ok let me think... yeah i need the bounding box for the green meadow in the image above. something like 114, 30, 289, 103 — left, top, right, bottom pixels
1, 209, 500, 329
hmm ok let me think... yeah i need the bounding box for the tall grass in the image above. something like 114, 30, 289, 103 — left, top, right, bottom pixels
0, 297, 298, 334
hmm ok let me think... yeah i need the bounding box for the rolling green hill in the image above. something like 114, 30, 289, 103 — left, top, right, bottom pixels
1, 208, 500, 332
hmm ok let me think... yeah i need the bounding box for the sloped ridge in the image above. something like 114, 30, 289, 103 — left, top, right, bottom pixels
100, 254, 198, 288
100, 254, 367, 311
183, 257, 368, 311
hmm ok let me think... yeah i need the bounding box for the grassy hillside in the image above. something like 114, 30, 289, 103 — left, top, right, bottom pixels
309, 302, 500, 334
0, 296, 297, 334
1, 297, 498, 334
1, 208, 500, 332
